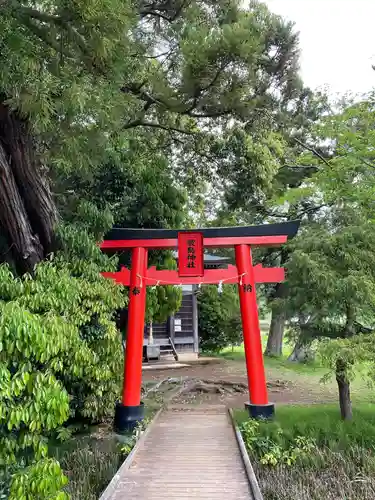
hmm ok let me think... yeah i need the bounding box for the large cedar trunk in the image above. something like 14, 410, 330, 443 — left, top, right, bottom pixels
336, 358, 352, 420
0, 103, 58, 272
0, 143, 43, 270
264, 282, 287, 357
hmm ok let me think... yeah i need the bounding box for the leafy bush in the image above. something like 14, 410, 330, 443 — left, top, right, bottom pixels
238, 405, 375, 499
237, 404, 375, 452
119, 417, 151, 457
241, 419, 315, 466
0, 204, 126, 498
198, 285, 242, 352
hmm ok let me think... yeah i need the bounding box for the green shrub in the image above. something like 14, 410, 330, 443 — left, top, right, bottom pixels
239, 405, 375, 499
236, 404, 375, 452
198, 285, 242, 352
241, 419, 316, 467
0, 207, 126, 498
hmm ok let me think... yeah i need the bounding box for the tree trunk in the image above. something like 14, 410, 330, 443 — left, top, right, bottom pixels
0, 143, 43, 272
265, 308, 286, 357
0, 103, 58, 271
336, 358, 352, 420
265, 283, 287, 357
148, 320, 154, 345
288, 336, 313, 363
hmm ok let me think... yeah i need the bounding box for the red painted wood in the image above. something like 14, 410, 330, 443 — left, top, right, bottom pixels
122, 247, 148, 406
100, 235, 287, 250
101, 264, 284, 286
254, 264, 285, 283
235, 245, 269, 406
178, 232, 204, 277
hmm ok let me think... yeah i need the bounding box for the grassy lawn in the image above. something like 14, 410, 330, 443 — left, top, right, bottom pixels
219, 343, 374, 403
235, 404, 375, 449
225, 338, 375, 497
235, 404, 375, 500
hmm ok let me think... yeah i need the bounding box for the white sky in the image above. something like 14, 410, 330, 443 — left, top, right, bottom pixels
260, 0, 375, 98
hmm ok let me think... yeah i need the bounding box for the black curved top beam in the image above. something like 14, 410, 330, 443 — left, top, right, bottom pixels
104, 220, 300, 241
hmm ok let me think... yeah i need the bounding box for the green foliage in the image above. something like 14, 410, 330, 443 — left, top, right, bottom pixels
9, 459, 69, 500
60, 443, 122, 500
286, 221, 375, 328
120, 417, 151, 457
1, 0, 302, 187
146, 285, 182, 325
306, 95, 375, 215
237, 405, 375, 500
198, 285, 242, 352
145, 254, 182, 326
238, 402, 375, 497
237, 404, 375, 452
57, 147, 187, 232
0, 207, 126, 497
241, 419, 315, 467
276, 96, 375, 405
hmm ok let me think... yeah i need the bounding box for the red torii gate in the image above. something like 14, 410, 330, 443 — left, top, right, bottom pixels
101, 221, 299, 432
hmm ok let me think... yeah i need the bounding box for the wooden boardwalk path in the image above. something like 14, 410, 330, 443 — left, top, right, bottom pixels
102, 407, 252, 499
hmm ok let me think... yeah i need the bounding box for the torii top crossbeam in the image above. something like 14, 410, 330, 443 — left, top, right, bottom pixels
101, 221, 299, 287
101, 220, 299, 250
100, 220, 300, 432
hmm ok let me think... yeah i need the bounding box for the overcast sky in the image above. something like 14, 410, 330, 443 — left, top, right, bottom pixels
260, 0, 375, 98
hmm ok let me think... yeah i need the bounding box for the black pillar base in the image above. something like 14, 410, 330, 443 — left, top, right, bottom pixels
114, 402, 145, 434
245, 402, 275, 420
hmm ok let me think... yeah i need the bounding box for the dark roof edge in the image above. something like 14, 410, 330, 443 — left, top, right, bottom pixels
104, 221, 300, 241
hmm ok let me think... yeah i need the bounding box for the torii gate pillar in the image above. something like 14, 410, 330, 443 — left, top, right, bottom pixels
235, 244, 274, 418
114, 247, 148, 433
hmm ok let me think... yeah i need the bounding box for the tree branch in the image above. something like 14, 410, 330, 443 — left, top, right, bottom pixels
140, 9, 171, 21
294, 137, 330, 166
121, 81, 233, 119
185, 109, 232, 118
14, 5, 63, 24
19, 16, 74, 58
11, 2, 90, 60
253, 204, 289, 219
123, 119, 195, 135
139, 0, 189, 22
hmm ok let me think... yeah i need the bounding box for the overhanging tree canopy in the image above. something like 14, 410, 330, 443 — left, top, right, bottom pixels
0, 0, 302, 273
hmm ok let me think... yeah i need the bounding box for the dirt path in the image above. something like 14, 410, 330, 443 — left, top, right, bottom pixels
143, 359, 337, 408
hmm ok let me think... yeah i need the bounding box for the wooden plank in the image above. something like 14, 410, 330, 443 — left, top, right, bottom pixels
102, 409, 253, 500
228, 409, 264, 500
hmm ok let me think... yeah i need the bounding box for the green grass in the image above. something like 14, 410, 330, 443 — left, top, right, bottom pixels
219, 342, 323, 374
234, 403, 375, 450
217, 342, 374, 402
235, 404, 375, 499
61, 442, 122, 500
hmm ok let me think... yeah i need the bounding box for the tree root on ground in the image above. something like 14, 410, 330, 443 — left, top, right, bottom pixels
142, 376, 291, 400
